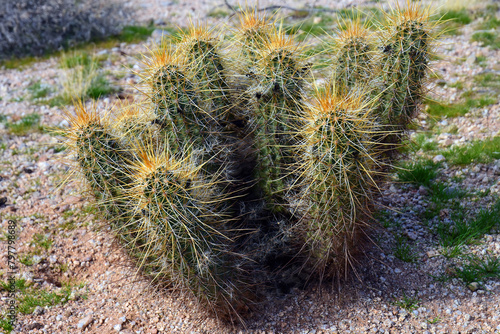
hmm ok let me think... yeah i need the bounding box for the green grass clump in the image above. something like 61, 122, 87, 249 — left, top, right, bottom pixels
19, 254, 35, 266
397, 160, 439, 187
420, 181, 471, 235
28, 81, 51, 100
18, 285, 72, 315
475, 55, 488, 67
440, 245, 465, 259
393, 236, 418, 263
0, 279, 72, 315
424, 99, 456, 118
478, 16, 500, 30
441, 137, 500, 165
393, 291, 420, 311
474, 72, 500, 89
440, 9, 472, 24
454, 254, 500, 284
6, 113, 42, 135
439, 9, 472, 35
430, 182, 468, 202
285, 15, 334, 41
0, 278, 77, 332
207, 9, 229, 18
437, 200, 500, 247
57, 51, 116, 104
118, 25, 155, 43
0, 318, 14, 333
60, 51, 97, 69
448, 81, 464, 89
401, 133, 438, 154
31, 233, 53, 252
471, 31, 500, 49
425, 95, 495, 118
86, 74, 116, 99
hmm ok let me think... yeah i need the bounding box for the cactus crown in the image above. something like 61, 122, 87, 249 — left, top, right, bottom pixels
236, 9, 274, 61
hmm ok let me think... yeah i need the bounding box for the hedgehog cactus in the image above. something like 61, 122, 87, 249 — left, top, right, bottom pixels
180, 26, 232, 122
62, 3, 437, 321
129, 145, 250, 316
64, 103, 133, 225
379, 4, 433, 133
249, 29, 308, 213
332, 20, 375, 96
235, 9, 274, 67
297, 85, 381, 278
146, 48, 202, 142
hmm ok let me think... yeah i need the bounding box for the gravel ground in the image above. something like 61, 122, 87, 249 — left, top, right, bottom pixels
0, 0, 499, 333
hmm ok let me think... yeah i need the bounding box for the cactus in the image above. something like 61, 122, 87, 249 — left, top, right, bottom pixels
331, 19, 375, 96
115, 105, 155, 140
180, 24, 232, 122
129, 144, 253, 318
63, 102, 131, 218
143, 41, 227, 179
144, 45, 204, 146
235, 9, 274, 66
61, 3, 438, 322
378, 3, 434, 147
249, 28, 309, 213
295, 84, 381, 279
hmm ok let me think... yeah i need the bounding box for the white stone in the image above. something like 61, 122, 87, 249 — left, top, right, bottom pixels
77, 315, 93, 329
58, 120, 69, 128
433, 155, 446, 163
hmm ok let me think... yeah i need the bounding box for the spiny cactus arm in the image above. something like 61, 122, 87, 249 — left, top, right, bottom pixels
61, 101, 139, 236
122, 142, 250, 319
295, 85, 383, 279
331, 19, 376, 96
178, 23, 234, 122
378, 2, 437, 129
249, 27, 311, 212
138, 43, 208, 152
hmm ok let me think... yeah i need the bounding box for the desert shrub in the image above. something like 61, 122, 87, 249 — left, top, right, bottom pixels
0, 0, 129, 59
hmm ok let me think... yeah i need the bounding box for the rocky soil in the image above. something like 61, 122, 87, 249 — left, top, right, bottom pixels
0, 0, 499, 333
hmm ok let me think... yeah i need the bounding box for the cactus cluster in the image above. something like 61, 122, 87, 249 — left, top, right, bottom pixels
62, 3, 437, 321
